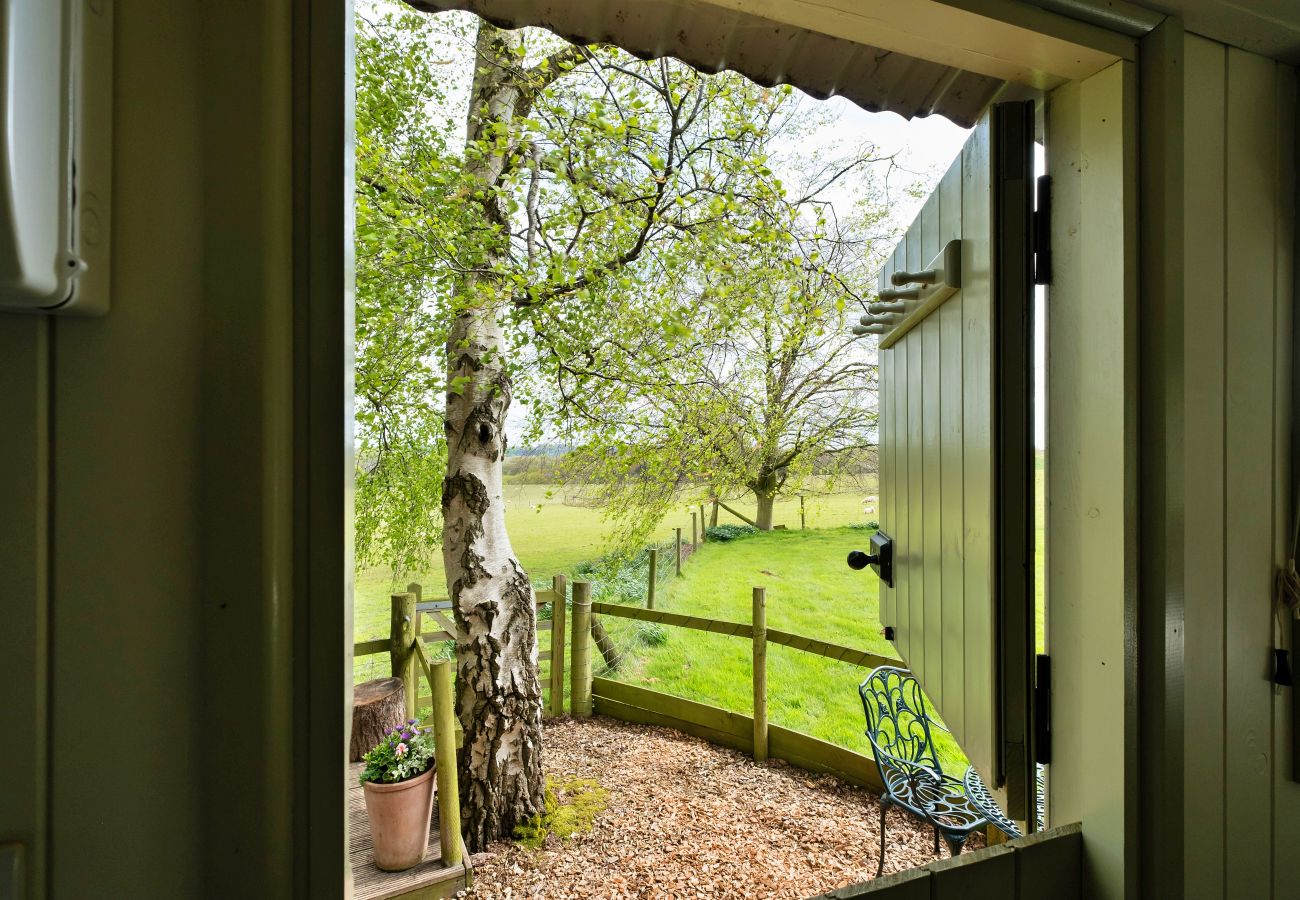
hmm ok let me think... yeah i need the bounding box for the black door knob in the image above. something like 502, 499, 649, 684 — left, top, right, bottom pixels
847, 550, 876, 570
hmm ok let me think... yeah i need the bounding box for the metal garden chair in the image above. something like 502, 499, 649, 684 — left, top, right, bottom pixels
859, 666, 993, 875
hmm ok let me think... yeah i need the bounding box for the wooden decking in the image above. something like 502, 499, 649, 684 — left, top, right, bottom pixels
348, 764, 472, 900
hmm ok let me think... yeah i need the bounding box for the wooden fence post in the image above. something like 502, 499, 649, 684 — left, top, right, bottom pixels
571, 581, 592, 717
752, 586, 768, 762
391, 592, 417, 720
691, 511, 698, 548
647, 548, 658, 610
799, 495, 806, 530
675, 528, 683, 576
431, 659, 461, 866
408, 581, 422, 634
550, 574, 567, 716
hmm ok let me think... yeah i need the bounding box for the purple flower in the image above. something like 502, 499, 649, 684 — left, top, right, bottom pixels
407, 718, 417, 725
400, 731, 410, 740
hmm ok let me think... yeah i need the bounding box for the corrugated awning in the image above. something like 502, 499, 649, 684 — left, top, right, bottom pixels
403, 0, 1026, 127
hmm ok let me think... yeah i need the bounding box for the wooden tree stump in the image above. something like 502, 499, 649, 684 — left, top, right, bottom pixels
350, 676, 406, 762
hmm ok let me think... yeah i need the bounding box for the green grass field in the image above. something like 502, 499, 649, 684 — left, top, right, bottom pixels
354, 482, 876, 642
599, 525, 971, 774
353, 474, 1040, 776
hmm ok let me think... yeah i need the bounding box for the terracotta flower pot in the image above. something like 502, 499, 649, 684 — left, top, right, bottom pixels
362, 765, 436, 871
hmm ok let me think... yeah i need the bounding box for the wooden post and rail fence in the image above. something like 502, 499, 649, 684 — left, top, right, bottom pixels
569, 580, 901, 792
351, 526, 907, 848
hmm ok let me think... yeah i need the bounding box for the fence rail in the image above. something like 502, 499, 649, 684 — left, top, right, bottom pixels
590, 601, 754, 638
582, 588, 904, 791
353, 575, 569, 720
766, 630, 899, 670
353, 561, 908, 820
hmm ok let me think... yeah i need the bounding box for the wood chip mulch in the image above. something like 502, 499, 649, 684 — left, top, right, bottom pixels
459, 715, 977, 899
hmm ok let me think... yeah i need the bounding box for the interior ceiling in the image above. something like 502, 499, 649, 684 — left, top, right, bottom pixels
405, 0, 1025, 128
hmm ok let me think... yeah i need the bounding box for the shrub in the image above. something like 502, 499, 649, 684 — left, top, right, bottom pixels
634, 621, 669, 647
358, 719, 436, 785
704, 523, 759, 542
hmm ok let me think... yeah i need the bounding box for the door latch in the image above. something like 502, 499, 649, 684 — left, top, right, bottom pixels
847, 531, 894, 587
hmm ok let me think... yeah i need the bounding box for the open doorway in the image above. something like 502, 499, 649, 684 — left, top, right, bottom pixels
323, 3, 1135, 898
345, 3, 999, 893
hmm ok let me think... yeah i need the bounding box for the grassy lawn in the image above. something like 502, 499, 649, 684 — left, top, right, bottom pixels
353, 482, 876, 676
600, 526, 972, 774
354, 472, 1035, 778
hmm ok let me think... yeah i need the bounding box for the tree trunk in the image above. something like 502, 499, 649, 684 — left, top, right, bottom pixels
441, 22, 545, 853
590, 617, 621, 671
351, 677, 408, 762
752, 470, 780, 531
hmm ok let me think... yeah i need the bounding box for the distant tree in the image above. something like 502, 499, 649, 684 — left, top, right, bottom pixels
553, 192, 885, 540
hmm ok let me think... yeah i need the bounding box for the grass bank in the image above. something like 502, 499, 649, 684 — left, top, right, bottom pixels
597, 525, 970, 774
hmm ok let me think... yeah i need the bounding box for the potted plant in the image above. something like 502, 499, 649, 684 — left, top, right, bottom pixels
359, 718, 437, 871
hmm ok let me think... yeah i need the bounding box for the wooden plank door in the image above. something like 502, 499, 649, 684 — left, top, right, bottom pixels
876, 101, 1036, 820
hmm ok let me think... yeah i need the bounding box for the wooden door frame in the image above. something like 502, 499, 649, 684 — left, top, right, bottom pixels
992, 99, 1038, 821
293, 0, 354, 895
279, 2, 1143, 897
1044, 57, 1139, 900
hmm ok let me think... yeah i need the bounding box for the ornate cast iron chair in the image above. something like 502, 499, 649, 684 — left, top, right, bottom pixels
859, 666, 992, 876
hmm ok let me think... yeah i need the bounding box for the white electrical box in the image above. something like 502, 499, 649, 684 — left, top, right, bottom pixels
0, 0, 112, 314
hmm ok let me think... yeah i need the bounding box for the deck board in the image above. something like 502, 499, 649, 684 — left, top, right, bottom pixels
348, 763, 471, 899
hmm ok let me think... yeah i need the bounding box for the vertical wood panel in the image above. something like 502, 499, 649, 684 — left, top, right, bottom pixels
940, 164, 966, 739
907, 226, 925, 672
1046, 63, 1136, 899
0, 317, 49, 896
928, 843, 1016, 900
894, 244, 911, 652
1181, 34, 1227, 900
875, 116, 1000, 783
1045, 77, 1086, 832
1015, 824, 1082, 898
921, 197, 944, 702
1083, 63, 1138, 897
1270, 58, 1300, 900
882, 254, 896, 630
904, 231, 925, 665
1222, 47, 1276, 900
962, 118, 995, 775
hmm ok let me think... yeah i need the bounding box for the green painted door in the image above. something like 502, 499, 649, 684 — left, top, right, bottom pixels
875, 101, 1036, 820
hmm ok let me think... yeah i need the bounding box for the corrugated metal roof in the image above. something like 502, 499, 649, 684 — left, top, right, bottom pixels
404, 0, 1020, 127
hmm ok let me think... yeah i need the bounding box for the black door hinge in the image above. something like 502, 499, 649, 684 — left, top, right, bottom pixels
1034, 653, 1052, 764
1033, 175, 1051, 286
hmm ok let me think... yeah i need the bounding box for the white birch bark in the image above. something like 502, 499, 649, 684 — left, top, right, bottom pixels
441, 22, 545, 851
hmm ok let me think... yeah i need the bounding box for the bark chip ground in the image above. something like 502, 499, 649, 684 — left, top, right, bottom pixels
460, 715, 975, 898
